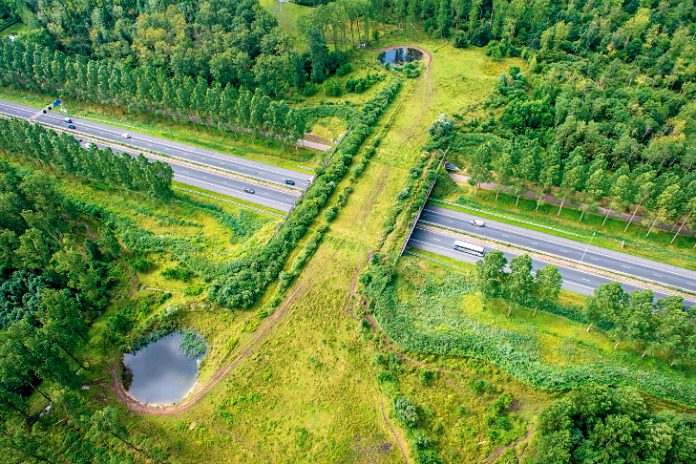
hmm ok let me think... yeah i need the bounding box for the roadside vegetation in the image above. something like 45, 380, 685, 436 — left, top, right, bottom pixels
1, 0, 695, 463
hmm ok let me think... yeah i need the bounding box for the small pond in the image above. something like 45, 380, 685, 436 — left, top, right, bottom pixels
378, 47, 423, 65
122, 332, 202, 405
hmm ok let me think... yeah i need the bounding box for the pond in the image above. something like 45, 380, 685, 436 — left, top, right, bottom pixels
122, 332, 202, 406
378, 47, 423, 66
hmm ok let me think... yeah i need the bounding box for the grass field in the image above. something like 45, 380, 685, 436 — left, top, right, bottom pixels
0, 86, 321, 172
61, 34, 693, 463
259, 0, 314, 49
0, 21, 24, 37
377, 254, 696, 408
432, 173, 696, 270
99, 39, 531, 464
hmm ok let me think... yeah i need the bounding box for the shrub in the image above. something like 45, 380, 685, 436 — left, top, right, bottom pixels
393, 396, 419, 428
325, 79, 343, 97
162, 264, 195, 282
453, 31, 469, 48
346, 73, 384, 93
180, 329, 207, 358
336, 63, 353, 76
302, 83, 318, 96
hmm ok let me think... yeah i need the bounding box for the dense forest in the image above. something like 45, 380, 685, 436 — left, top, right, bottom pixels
0, 160, 167, 462
295, 0, 696, 230
0, 0, 357, 140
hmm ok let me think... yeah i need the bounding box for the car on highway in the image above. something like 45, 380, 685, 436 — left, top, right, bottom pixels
121, 132, 131, 138
67, 124, 76, 129
470, 219, 485, 227
244, 188, 255, 194
285, 179, 295, 186
64, 118, 72, 123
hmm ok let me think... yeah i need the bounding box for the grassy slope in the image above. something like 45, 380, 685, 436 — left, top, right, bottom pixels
384, 254, 696, 407
259, 0, 314, 50
118, 41, 547, 464
0, 86, 320, 172
432, 174, 696, 270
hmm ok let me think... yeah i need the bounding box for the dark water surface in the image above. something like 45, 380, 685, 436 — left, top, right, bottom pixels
123, 332, 199, 405
378, 47, 423, 65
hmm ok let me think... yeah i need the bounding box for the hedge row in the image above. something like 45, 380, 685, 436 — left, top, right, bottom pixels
208, 77, 403, 309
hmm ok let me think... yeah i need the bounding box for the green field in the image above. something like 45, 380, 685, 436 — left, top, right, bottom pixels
376, 254, 696, 408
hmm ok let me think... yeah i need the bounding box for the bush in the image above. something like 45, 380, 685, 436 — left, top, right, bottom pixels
302, 83, 318, 96
325, 79, 343, 97
162, 264, 195, 282
179, 329, 207, 358
393, 396, 419, 428
336, 63, 353, 76
346, 73, 384, 93
453, 31, 469, 48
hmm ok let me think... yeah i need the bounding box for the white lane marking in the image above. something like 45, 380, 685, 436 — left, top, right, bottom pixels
174, 174, 292, 210
0, 101, 310, 183
422, 207, 696, 284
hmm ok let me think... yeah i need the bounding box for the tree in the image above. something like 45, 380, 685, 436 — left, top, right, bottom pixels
533, 265, 562, 314
308, 26, 329, 83
536, 159, 559, 211
647, 184, 680, 236
624, 171, 655, 232
476, 250, 507, 302
557, 160, 585, 216
468, 143, 492, 191
604, 173, 631, 226
672, 196, 696, 244
527, 384, 694, 464
512, 150, 538, 206
584, 282, 625, 333
625, 290, 658, 358
492, 151, 514, 201
580, 168, 607, 222
655, 297, 689, 366
506, 254, 534, 313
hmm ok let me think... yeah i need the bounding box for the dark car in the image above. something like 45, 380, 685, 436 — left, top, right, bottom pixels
285, 179, 295, 186
244, 187, 255, 194
67, 124, 76, 129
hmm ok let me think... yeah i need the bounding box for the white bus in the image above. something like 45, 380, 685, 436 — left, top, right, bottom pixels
453, 240, 485, 257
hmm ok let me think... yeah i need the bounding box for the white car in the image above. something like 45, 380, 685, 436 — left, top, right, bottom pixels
470, 219, 485, 227
121, 132, 131, 138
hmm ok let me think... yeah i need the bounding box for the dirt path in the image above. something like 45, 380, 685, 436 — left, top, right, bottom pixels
481, 428, 531, 463
380, 400, 412, 464
109, 250, 327, 415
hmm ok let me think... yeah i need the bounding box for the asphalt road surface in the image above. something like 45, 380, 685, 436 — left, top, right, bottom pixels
76, 139, 298, 212
421, 205, 696, 294
409, 227, 695, 307
0, 99, 313, 189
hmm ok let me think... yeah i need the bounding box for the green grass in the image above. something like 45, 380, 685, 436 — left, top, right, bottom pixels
0, 21, 24, 37
259, 0, 314, 49
0, 86, 320, 172
431, 172, 696, 270
378, 255, 696, 407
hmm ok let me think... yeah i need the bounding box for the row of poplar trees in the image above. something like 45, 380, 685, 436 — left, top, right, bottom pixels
0, 40, 308, 145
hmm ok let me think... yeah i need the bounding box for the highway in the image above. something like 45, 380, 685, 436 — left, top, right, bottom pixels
170, 164, 297, 212
76, 138, 298, 212
0, 99, 313, 190
408, 227, 695, 307
421, 205, 696, 294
